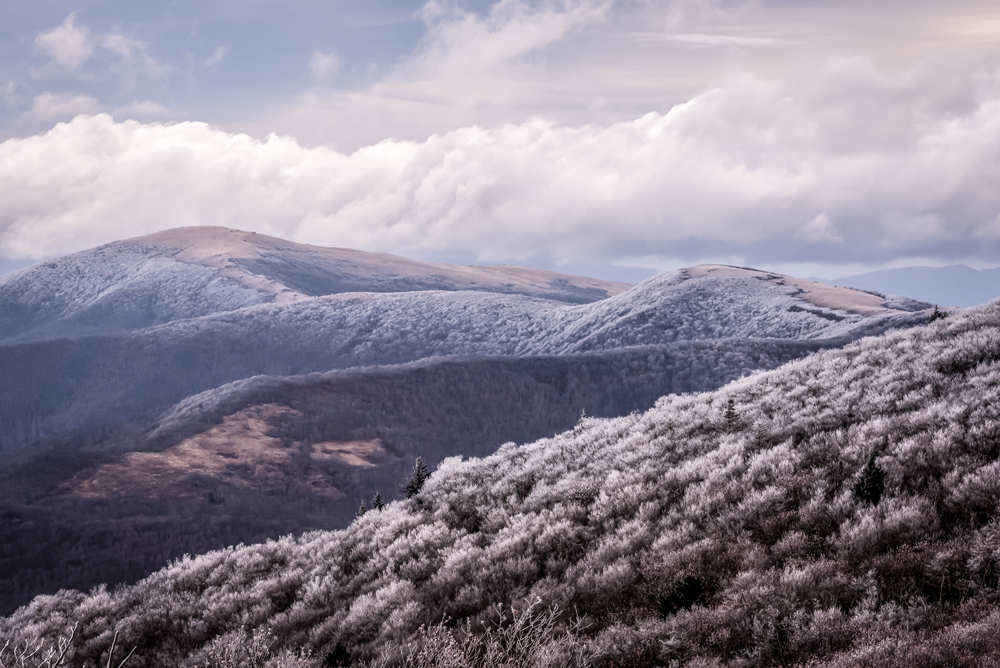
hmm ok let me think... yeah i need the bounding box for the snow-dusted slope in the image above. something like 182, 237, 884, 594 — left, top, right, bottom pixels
110, 265, 928, 362
0, 227, 631, 343
0, 243, 267, 343
126, 262, 928, 353
0, 255, 932, 449
0, 225, 926, 349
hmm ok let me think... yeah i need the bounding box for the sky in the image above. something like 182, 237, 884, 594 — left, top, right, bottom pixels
2, 0, 1000, 281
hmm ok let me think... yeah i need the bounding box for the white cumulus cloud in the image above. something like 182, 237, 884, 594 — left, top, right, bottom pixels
33, 13, 166, 79
2, 51, 1000, 271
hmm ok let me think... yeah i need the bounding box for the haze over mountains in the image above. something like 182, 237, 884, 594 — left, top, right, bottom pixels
827, 264, 1000, 308
0, 227, 935, 614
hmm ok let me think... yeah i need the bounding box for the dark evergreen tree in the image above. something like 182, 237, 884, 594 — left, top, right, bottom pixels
723, 399, 741, 433
371, 492, 384, 511
403, 458, 431, 498
852, 453, 885, 505
930, 306, 948, 322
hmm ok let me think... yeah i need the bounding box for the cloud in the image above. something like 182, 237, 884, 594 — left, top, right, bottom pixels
239, 0, 1000, 157
28, 92, 102, 120
33, 13, 166, 79
24, 94, 174, 124
101, 33, 143, 59
255, 0, 613, 150
409, 0, 610, 78
801, 213, 842, 244
309, 51, 340, 82
658, 33, 796, 47
3, 52, 1000, 271
34, 13, 94, 69
205, 46, 230, 68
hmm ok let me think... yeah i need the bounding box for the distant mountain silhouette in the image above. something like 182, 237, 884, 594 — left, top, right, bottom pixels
826, 264, 1000, 307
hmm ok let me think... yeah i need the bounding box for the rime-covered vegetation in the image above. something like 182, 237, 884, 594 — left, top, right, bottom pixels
0, 243, 266, 344
4, 302, 1000, 667
0, 227, 628, 346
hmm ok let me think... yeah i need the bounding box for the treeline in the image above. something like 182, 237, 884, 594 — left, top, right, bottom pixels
2, 302, 998, 666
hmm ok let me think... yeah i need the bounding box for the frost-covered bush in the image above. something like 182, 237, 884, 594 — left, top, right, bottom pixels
366, 599, 589, 668
194, 628, 314, 668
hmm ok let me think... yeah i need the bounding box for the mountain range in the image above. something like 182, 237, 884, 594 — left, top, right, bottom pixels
0, 227, 935, 615
2, 274, 998, 668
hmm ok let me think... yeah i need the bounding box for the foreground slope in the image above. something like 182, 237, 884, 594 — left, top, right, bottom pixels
5, 304, 1000, 667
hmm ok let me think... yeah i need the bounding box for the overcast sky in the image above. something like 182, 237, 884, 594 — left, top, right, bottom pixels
2, 0, 1000, 280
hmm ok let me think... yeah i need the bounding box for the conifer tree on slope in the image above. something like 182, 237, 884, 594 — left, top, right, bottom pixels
403, 458, 431, 498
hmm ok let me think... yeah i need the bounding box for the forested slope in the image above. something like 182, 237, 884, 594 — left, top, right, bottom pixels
4, 302, 999, 667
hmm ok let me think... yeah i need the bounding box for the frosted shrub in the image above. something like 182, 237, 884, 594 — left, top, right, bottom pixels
198, 628, 313, 668
201, 628, 273, 668
368, 599, 589, 668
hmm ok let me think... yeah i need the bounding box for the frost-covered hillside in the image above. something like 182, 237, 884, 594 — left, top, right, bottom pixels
0, 226, 631, 344
0, 258, 929, 449
3, 298, 999, 667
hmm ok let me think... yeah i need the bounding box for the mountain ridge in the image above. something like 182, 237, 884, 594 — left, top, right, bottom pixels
0, 226, 632, 345
0, 263, 931, 451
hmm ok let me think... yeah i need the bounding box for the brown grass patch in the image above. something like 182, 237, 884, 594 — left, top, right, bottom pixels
687, 264, 906, 316
65, 404, 383, 501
